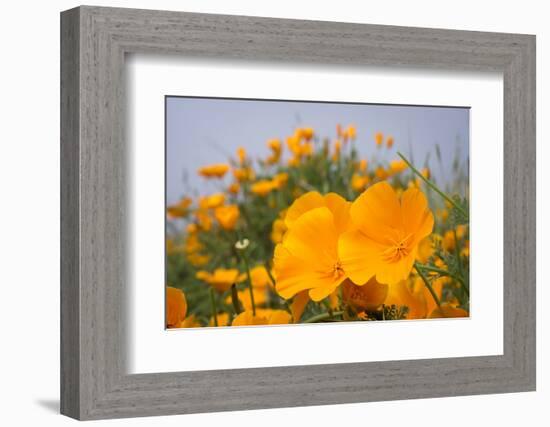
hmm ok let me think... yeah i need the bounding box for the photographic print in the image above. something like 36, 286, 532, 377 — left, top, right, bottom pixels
165, 97, 470, 329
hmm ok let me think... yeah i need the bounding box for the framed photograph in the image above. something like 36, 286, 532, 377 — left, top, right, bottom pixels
61, 6, 536, 420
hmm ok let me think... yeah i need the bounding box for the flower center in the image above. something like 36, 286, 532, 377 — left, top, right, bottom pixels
382, 233, 413, 263
332, 261, 345, 279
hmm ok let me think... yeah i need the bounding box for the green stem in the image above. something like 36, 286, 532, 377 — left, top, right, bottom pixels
321, 299, 334, 316
416, 264, 469, 296
397, 152, 468, 220
264, 260, 277, 288
414, 262, 442, 308
241, 251, 256, 316
230, 284, 243, 315
303, 311, 344, 324
209, 288, 219, 327
297, 179, 319, 193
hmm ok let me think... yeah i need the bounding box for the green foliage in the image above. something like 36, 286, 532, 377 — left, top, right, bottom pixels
449, 195, 469, 226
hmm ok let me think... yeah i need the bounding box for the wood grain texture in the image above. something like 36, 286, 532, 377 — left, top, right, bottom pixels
60, 5, 536, 420
60, 7, 80, 419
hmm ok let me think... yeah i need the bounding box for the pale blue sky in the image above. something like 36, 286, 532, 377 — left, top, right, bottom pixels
166, 97, 469, 204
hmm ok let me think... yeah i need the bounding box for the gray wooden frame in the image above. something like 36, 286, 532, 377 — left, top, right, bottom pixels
60, 5, 536, 420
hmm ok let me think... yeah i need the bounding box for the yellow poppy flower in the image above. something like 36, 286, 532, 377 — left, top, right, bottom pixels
346, 124, 357, 140
179, 314, 202, 328
266, 138, 282, 164
384, 281, 425, 319
375, 132, 384, 147
461, 240, 470, 258
184, 226, 208, 265
421, 167, 430, 180
434, 256, 446, 270
413, 276, 443, 316
292, 127, 313, 142
416, 235, 435, 264
386, 136, 394, 148
214, 204, 240, 230
288, 155, 300, 167
456, 224, 468, 239
442, 225, 468, 252
198, 163, 230, 178
196, 268, 245, 292
332, 139, 341, 161
225, 287, 267, 311
233, 167, 255, 182
209, 312, 231, 327
389, 159, 407, 174
300, 127, 314, 141
358, 159, 368, 172
166, 197, 192, 218
286, 135, 301, 155
284, 191, 351, 233
442, 230, 455, 252
249, 265, 273, 289
270, 218, 287, 244
237, 146, 247, 165
341, 277, 388, 311
274, 206, 349, 301
199, 193, 225, 209
232, 309, 291, 326
375, 166, 388, 180
351, 173, 369, 192
232, 310, 267, 326
429, 304, 469, 319
166, 287, 187, 328
262, 309, 292, 324
228, 182, 240, 194
299, 142, 314, 157
184, 233, 202, 254
186, 223, 198, 234
290, 290, 309, 323
251, 179, 277, 196
224, 265, 273, 309
268, 138, 282, 151
272, 172, 289, 189
437, 208, 449, 223
194, 209, 212, 231
339, 181, 434, 285
187, 252, 209, 267
384, 276, 443, 320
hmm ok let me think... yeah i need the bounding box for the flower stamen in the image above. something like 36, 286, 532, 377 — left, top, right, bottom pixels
381, 233, 413, 263
332, 260, 345, 279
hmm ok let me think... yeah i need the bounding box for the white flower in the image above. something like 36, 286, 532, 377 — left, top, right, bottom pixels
234, 238, 250, 250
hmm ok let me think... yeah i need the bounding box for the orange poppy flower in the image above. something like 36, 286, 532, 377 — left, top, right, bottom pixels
214, 204, 239, 230
166, 287, 187, 328
284, 191, 351, 234
274, 206, 348, 301
341, 277, 388, 312
197, 163, 230, 178
232, 309, 291, 326
196, 268, 245, 292
339, 182, 434, 285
